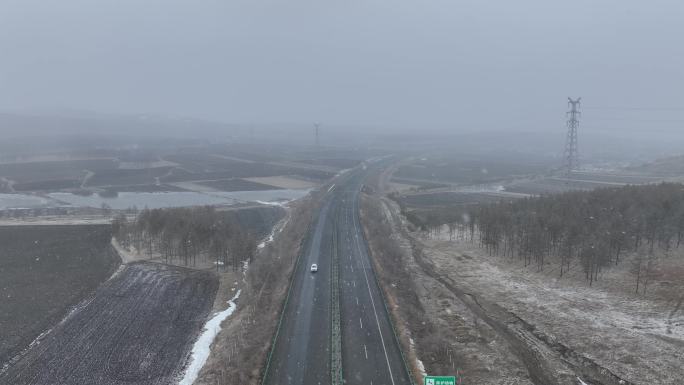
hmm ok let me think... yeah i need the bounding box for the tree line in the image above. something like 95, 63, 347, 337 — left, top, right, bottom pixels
398, 183, 684, 293
113, 206, 257, 271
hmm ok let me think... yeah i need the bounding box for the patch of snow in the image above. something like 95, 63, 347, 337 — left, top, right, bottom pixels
242, 260, 249, 283
255, 199, 287, 207
336, 168, 352, 176
258, 213, 290, 250
257, 235, 273, 249
409, 337, 427, 379
179, 289, 241, 385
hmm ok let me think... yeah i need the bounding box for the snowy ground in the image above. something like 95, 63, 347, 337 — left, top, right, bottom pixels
180, 290, 241, 385
420, 229, 684, 385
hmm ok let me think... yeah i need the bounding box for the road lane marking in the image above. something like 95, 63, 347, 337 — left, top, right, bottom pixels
352, 199, 397, 385
364, 344, 368, 359
356, 297, 359, 305
359, 318, 363, 329
351, 265, 354, 272
328, 184, 335, 192
353, 280, 355, 287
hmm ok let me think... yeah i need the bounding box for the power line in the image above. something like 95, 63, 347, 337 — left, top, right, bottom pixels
583, 107, 684, 111
587, 117, 684, 123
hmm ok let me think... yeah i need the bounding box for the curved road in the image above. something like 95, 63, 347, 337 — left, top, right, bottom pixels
264, 165, 412, 385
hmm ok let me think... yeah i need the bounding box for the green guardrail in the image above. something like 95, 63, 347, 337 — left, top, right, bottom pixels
260, 206, 318, 385
331, 206, 343, 384
355, 193, 417, 385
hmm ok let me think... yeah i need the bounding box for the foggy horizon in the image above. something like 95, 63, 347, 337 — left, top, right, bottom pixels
1, 0, 682, 134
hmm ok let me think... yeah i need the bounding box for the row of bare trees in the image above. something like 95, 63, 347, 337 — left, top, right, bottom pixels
113, 206, 256, 271
400, 183, 684, 293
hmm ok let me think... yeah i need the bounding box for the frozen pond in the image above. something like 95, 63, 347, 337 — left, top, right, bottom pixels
0, 189, 309, 210
0, 193, 51, 210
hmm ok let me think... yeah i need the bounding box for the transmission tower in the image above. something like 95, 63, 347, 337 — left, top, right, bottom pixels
564, 97, 581, 176
314, 123, 320, 146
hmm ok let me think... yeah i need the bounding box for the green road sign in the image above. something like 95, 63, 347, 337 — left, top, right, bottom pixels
424, 376, 456, 385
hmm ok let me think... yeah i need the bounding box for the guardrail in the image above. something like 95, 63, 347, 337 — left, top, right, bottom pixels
355, 192, 416, 385
331, 206, 343, 384
260, 205, 318, 385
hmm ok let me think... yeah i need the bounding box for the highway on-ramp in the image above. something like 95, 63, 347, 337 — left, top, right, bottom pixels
263, 166, 412, 385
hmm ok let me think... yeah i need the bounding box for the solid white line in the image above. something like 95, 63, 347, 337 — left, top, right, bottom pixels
352, 194, 396, 385
359, 318, 363, 329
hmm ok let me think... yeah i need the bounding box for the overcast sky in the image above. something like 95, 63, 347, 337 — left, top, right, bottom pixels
0, 0, 682, 133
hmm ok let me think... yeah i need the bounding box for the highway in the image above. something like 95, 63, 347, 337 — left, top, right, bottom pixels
263, 166, 412, 385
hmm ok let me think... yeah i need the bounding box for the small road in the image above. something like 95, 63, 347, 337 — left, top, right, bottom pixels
263, 165, 412, 385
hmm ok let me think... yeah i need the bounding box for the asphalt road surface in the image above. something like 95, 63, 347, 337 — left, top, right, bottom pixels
264, 166, 412, 385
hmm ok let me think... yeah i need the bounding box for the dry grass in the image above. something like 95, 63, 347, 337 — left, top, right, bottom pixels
194, 191, 322, 385
360, 192, 425, 384
361, 192, 537, 385
420, 231, 684, 385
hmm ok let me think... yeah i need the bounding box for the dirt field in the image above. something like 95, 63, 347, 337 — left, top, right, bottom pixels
0, 159, 117, 184
0, 225, 119, 369
386, 181, 421, 192
0, 262, 219, 385
0, 143, 350, 196
244, 176, 319, 189
393, 156, 550, 185
198, 178, 282, 192
397, 191, 507, 207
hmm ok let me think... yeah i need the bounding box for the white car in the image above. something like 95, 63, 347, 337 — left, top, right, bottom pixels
310, 263, 318, 272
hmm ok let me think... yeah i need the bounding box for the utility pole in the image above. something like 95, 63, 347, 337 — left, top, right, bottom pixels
564, 97, 581, 176
314, 123, 320, 147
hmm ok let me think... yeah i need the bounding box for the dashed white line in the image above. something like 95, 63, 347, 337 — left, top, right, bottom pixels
356, 297, 359, 305
364, 344, 368, 359
352, 198, 396, 385
359, 318, 363, 329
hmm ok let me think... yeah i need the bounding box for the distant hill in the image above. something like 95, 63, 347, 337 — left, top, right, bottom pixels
626, 155, 684, 176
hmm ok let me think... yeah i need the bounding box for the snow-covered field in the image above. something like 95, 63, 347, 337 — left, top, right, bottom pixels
421, 229, 684, 385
